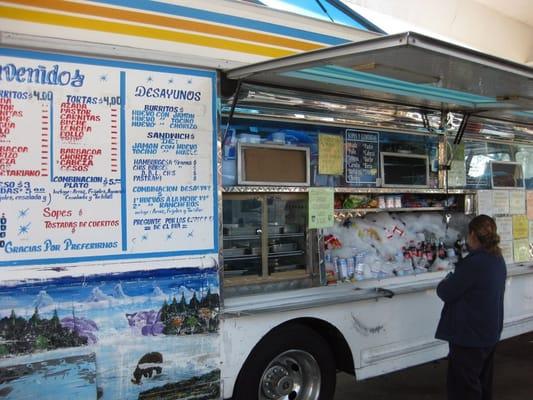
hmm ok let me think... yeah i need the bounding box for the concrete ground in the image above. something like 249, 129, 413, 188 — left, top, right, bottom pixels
334, 332, 533, 399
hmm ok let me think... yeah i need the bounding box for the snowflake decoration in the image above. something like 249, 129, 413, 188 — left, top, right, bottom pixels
100, 74, 108, 82
166, 233, 173, 240
147, 76, 153, 82
18, 223, 31, 235
18, 208, 29, 218
168, 78, 174, 84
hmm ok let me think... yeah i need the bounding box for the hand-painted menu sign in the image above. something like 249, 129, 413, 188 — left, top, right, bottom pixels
0, 49, 217, 266
345, 129, 379, 185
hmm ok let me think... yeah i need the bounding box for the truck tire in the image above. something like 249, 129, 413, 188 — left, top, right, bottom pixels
232, 323, 336, 400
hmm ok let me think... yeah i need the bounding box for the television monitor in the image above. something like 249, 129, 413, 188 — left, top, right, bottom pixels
237, 143, 310, 186
491, 161, 524, 189
381, 152, 429, 187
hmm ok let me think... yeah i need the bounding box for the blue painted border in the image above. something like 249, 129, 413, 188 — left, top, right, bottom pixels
120, 71, 127, 251
211, 75, 219, 253
2, 249, 217, 267
0, 266, 218, 290
49, 98, 54, 178
91, 0, 352, 44
0, 47, 219, 267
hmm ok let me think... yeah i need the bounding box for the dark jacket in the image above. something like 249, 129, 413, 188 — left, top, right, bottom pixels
435, 249, 507, 347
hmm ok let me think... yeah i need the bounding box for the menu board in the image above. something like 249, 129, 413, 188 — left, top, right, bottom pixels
345, 129, 379, 185
0, 50, 217, 266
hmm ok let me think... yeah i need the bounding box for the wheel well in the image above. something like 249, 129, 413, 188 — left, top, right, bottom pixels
232, 320, 341, 400
245, 318, 355, 375
287, 318, 355, 375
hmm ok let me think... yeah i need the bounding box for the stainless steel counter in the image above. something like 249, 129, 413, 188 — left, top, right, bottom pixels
222, 263, 533, 317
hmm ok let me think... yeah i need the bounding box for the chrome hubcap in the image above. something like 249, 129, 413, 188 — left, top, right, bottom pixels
259, 350, 321, 400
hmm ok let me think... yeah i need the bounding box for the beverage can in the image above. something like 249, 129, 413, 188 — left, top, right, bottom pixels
394, 195, 402, 208
337, 258, 348, 280
347, 257, 355, 279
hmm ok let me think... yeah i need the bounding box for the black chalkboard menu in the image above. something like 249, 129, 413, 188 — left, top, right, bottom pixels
345, 129, 379, 185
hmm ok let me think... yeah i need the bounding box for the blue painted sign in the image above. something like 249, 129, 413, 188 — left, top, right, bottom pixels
0, 49, 218, 266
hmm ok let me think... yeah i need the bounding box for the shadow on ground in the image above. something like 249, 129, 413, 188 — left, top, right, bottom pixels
334, 332, 533, 400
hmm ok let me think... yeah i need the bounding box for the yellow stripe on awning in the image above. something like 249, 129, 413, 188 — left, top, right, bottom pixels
3, 0, 323, 52
0, 5, 298, 58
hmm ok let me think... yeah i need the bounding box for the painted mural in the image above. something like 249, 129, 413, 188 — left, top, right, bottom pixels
0, 266, 221, 399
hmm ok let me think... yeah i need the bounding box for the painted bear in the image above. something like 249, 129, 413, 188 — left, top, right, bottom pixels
131, 352, 163, 384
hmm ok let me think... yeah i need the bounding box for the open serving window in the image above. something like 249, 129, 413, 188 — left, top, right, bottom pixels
221, 31, 533, 294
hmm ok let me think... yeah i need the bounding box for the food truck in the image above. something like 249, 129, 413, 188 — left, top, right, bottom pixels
0, 1, 532, 400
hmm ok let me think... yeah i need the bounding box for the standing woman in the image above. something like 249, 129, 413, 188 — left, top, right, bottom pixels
435, 215, 507, 400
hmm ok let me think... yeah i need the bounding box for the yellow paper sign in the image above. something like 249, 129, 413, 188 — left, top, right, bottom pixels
318, 134, 343, 175
512, 215, 529, 239
513, 239, 531, 263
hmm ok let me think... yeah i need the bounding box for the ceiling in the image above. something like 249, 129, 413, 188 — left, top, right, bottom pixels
342, 0, 533, 65
474, 0, 533, 28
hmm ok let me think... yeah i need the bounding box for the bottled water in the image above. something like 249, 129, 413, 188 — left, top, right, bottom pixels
355, 251, 366, 281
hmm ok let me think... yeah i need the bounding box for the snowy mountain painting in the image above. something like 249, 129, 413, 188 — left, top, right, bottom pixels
0, 267, 220, 399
